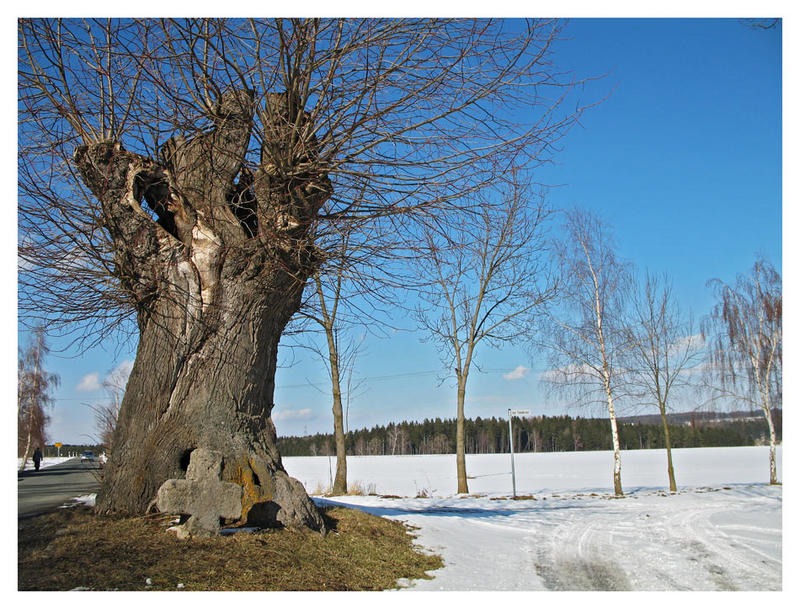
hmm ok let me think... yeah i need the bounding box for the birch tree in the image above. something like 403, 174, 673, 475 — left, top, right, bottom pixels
18, 327, 60, 470
89, 361, 133, 452
703, 257, 782, 484
540, 209, 630, 496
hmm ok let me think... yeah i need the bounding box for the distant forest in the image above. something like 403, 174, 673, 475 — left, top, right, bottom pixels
278, 410, 782, 457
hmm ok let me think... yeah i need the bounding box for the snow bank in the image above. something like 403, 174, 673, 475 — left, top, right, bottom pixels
17, 456, 74, 471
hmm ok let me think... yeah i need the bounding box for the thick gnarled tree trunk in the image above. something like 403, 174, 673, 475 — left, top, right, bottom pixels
73, 90, 329, 531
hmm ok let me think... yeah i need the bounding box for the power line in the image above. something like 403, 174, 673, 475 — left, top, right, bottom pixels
274, 369, 441, 390
275, 367, 544, 390
53, 366, 545, 401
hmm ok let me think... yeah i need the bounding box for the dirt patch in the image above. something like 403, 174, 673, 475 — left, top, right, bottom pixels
18, 505, 442, 591
535, 552, 631, 591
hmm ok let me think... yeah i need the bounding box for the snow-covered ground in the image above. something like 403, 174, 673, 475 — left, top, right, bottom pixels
283, 446, 783, 591
17, 456, 74, 471
37, 447, 783, 591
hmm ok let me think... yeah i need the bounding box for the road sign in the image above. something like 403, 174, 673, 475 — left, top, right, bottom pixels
507, 409, 531, 498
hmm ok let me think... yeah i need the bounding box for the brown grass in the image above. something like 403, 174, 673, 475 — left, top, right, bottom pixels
18, 506, 442, 591
312, 479, 378, 497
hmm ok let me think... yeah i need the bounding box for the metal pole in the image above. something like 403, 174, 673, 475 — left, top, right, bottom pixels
508, 409, 516, 498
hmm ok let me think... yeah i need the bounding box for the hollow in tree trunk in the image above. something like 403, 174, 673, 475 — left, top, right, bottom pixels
73, 90, 330, 531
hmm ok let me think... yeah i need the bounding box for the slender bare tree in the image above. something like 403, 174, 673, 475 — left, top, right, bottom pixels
292, 217, 390, 496
18, 327, 60, 470
19, 18, 591, 527
703, 257, 782, 484
415, 178, 554, 494
89, 361, 132, 452
624, 272, 703, 492
540, 209, 630, 496
300, 270, 369, 495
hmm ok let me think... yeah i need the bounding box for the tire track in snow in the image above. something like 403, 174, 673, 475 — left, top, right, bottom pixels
312, 485, 781, 591
528, 504, 632, 591
662, 492, 781, 590
609, 488, 781, 590
527, 488, 780, 591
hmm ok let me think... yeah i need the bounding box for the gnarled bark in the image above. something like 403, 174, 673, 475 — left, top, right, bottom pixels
73, 89, 330, 531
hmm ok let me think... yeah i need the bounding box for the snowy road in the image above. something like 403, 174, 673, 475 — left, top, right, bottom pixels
285, 447, 782, 591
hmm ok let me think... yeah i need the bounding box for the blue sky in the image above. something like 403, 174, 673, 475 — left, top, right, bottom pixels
13, 18, 783, 444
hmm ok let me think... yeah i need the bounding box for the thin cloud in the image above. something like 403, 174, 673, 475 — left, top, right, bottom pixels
77, 372, 101, 392
77, 360, 134, 394
670, 333, 705, 356
273, 408, 314, 422
503, 365, 530, 381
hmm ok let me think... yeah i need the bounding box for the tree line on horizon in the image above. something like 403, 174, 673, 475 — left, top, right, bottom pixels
277, 410, 782, 458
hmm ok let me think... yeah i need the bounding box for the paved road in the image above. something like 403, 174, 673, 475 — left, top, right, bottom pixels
18, 458, 101, 518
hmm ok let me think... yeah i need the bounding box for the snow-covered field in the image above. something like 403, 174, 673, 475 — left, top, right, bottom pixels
283, 446, 783, 591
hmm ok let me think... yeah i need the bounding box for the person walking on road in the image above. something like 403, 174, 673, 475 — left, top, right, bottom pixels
32, 447, 43, 471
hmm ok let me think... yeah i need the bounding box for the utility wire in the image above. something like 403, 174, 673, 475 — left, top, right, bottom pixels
275, 367, 542, 390
54, 366, 546, 401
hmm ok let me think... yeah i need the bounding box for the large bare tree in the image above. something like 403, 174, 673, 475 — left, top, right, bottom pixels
415, 178, 554, 494
540, 209, 630, 496
623, 272, 703, 492
19, 18, 589, 529
703, 258, 782, 484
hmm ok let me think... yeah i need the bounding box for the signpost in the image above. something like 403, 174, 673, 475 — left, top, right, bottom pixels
507, 409, 531, 498
55, 442, 62, 457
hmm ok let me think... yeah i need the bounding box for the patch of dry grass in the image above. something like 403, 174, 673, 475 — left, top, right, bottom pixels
345, 480, 376, 496
311, 479, 377, 497
18, 506, 442, 591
